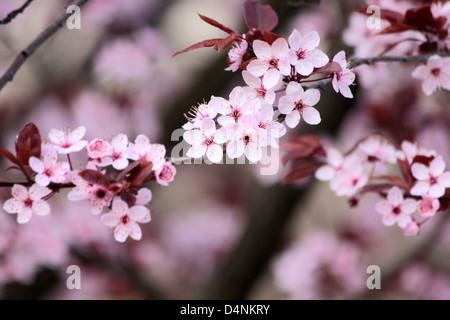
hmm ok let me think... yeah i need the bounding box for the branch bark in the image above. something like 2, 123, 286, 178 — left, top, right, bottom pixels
0, 0, 34, 25
0, 0, 90, 92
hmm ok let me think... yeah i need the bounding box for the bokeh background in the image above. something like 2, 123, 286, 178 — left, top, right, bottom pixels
0, 0, 450, 299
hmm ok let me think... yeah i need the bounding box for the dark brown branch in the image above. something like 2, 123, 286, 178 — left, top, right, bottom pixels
0, 0, 34, 25
0, 0, 90, 92
0, 181, 74, 188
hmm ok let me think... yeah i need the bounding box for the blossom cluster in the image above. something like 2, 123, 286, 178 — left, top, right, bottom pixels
314, 135, 450, 236
345, 1, 450, 96
180, 27, 355, 163
1, 123, 176, 243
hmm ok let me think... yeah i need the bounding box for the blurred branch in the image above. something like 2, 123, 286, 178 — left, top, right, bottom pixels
350, 51, 450, 68
0, 0, 90, 92
71, 248, 167, 300
0, 0, 34, 25
287, 0, 321, 6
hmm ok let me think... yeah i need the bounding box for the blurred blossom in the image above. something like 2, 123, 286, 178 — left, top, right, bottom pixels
132, 205, 243, 298
272, 231, 366, 299
389, 262, 450, 300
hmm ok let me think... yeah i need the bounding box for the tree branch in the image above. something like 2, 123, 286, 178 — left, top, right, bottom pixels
0, 0, 90, 92
0, 0, 34, 25
307, 51, 450, 90
0, 181, 74, 188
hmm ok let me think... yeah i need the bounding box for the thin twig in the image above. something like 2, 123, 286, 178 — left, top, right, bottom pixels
0, 0, 34, 25
0, 0, 90, 92
307, 51, 450, 90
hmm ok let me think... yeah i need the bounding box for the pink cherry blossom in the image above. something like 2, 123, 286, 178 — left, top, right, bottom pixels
358, 135, 398, 172
247, 38, 290, 89
48, 126, 88, 154
242, 70, 276, 105
86, 139, 112, 167
225, 38, 248, 72
182, 99, 218, 130
410, 156, 450, 198
210, 86, 259, 128
127, 134, 166, 171
375, 187, 417, 228
101, 198, 151, 243
108, 134, 130, 170
278, 81, 321, 128
417, 196, 440, 218
331, 163, 368, 197
412, 55, 450, 96
287, 30, 329, 76
226, 115, 268, 162
253, 103, 286, 147
3, 184, 52, 224
136, 187, 152, 205
29, 150, 70, 187
155, 161, 177, 186
331, 51, 356, 99
401, 221, 420, 237
315, 147, 344, 181
184, 117, 226, 164
67, 174, 113, 215
400, 140, 437, 164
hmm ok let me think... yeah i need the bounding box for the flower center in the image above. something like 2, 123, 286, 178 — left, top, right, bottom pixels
45, 168, 54, 177
244, 135, 251, 145
230, 108, 242, 120
430, 176, 438, 185
269, 58, 279, 68
296, 50, 306, 60
294, 101, 304, 111
23, 198, 33, 208
257, 87, 267, 98
203, 137, 214, 146
392, 206, 401, 215
431, 68, 441, 77
96, 189, 106, 199
121, 215, 130, 224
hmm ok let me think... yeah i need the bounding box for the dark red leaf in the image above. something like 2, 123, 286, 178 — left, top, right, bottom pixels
0, 147, 21, 167
282, 160, 320, 184
120, 190, 137, 208
79, 170, 111, 187
4, 165, 21, 173
198, 14, 235, 34
378, 24, 411, 34
243, 0, 278, 31
419, 41, 438, 54
313, 61, 342, 74
397, 158, 414, 189
128, 161, 154, 188
213, 32, 239, 52
15, 122, 41, 166
172, 32, 238, 57
403, 6, 447, 33
356, 7, 404, 25
173, 38, 223, 57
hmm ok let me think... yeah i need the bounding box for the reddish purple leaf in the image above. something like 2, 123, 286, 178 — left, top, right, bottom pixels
79, 170, 111, 187
282, 160, 320, 184
172, 32, 238, 57
198, 14, 235, 34
0, 148, 21, 167
313, 61, 342, 74
243, 0, 278, 31
15, 122, 41, 166
356, 7, 404, 25
128, 161, 154, 187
